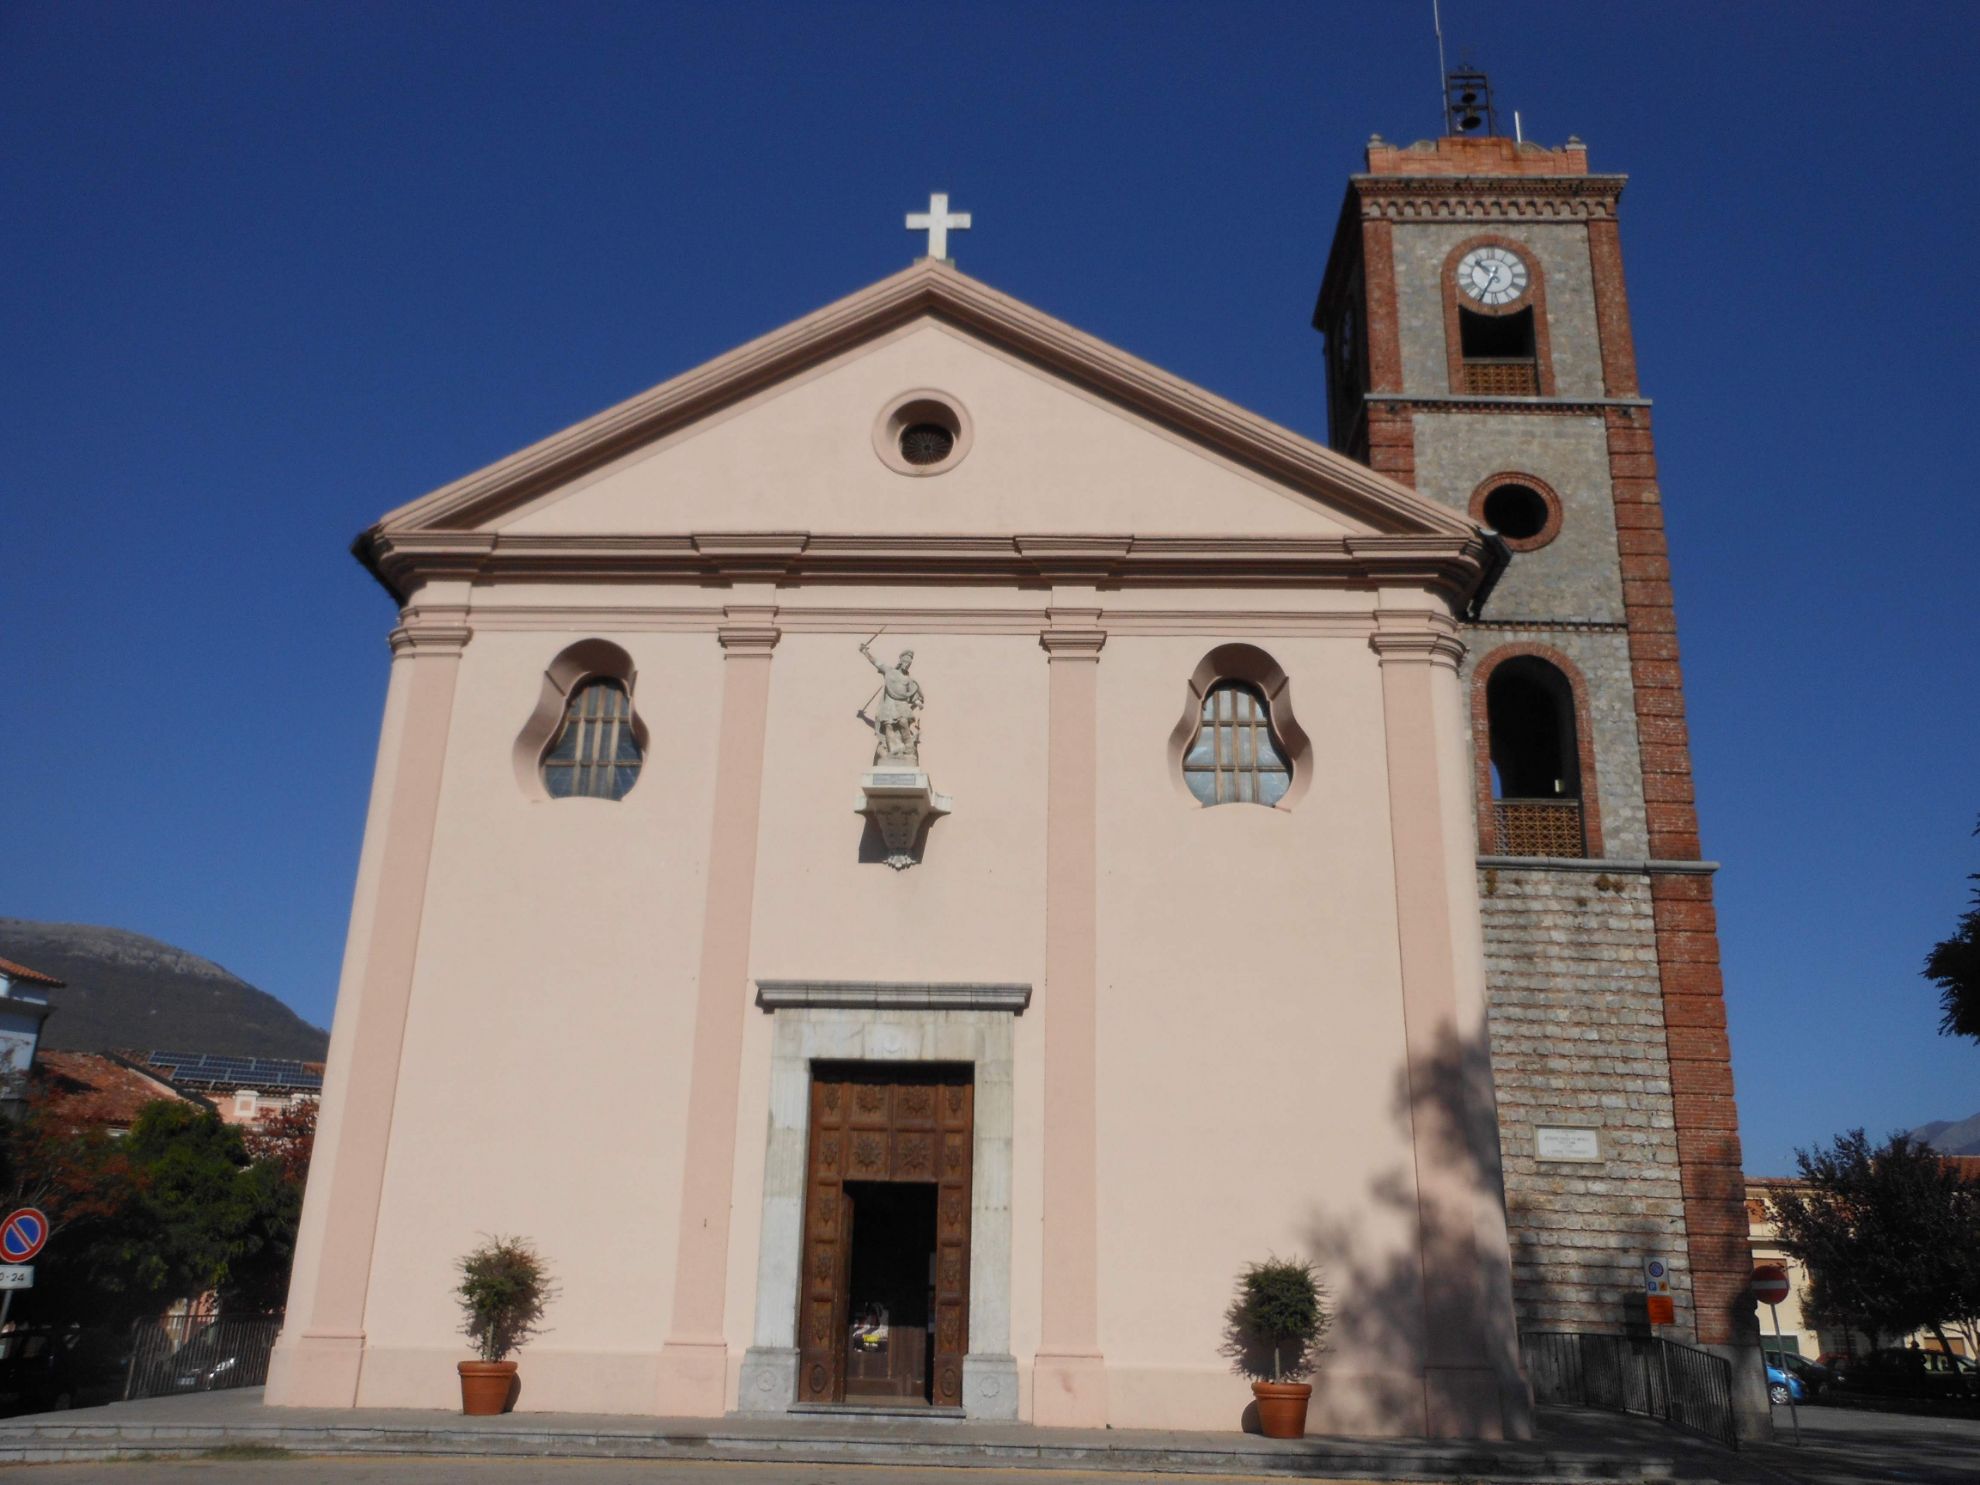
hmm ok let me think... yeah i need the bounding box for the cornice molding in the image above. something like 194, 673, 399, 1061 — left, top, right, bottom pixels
1365, 392, 1651, 414
359, 260, 1476, 556
755, 981, 1032, 1014
362, 529, 1495, 606
1477, 856, 1719, 877
1351, 175, 1627, 223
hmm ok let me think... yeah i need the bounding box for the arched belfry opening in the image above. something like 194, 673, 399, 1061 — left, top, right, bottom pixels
1485, 656, 1587, 858
1458, 306, 1539, 394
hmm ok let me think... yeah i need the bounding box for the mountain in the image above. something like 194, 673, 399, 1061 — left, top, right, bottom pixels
0, 919, 328, 1061
1909, 1113, 1980, 1158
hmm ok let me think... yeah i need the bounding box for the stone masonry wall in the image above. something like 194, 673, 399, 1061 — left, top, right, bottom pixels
1478, 865, 1696, 1338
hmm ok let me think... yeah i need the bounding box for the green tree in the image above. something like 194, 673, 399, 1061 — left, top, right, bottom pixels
0, 1095, 316, 1327
1925, 821, 1980, 1042
228, 1100, 316, 1313
1768, 1129, 1980, 1373
111, 1101, 257, 1310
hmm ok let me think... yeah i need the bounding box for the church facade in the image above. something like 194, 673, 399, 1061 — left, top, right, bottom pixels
267, 130, 1756, 1438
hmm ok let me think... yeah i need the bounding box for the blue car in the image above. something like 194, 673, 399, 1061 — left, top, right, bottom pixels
1766, 1361, 1806, 1406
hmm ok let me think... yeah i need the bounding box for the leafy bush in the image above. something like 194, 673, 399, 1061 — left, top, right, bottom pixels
1222, 1256, 1330, 1383
455, 1236, 552, 1363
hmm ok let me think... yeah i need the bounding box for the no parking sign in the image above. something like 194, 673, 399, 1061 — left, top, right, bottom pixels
0, 1209, 47, 1263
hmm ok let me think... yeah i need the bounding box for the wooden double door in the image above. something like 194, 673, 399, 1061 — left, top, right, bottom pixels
796, 1064, 972, 1407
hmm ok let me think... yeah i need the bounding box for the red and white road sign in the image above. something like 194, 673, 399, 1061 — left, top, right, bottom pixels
0, 1209, 48, 1263
1752, 1263, 1791, 1306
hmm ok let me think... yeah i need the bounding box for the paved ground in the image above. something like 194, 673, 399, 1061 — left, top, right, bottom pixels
1, 1395, 1973, 1484
0, 1389, 1699, 1480
2, 1461, 1381, 1484
1746, 1401, 1980, 1485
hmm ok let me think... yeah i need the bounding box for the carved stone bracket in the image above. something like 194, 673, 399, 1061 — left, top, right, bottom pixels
856, 769, 952, 870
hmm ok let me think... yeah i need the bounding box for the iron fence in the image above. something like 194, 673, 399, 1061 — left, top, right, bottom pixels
1521, 1330, 1738, 1449
124, 1314, 281, 1401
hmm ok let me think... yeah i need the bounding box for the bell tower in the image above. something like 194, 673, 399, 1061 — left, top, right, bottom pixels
1317, 106, 1765, 1428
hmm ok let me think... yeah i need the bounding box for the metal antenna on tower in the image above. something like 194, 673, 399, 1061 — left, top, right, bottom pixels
1432, 0, 1450, 132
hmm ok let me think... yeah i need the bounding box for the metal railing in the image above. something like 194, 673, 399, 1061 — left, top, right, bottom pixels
1494, 798, 1587, 858
124, 1314, 281, 1401
1461, 358, 1541, 396
1521, 1331, 1738, 1448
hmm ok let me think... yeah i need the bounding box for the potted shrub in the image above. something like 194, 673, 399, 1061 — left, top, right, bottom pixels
455, 1235, 552, 1415
1222, 1255, 1330, 1439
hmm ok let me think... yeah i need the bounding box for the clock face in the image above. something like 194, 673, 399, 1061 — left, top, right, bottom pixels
1457, 246, 1530, 307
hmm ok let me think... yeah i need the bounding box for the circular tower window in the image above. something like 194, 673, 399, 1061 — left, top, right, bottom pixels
1469, 473, 1563, 552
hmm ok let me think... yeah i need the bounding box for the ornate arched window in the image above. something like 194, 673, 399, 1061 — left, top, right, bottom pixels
540, 678, 643, 800
1182, 680, 1293, 807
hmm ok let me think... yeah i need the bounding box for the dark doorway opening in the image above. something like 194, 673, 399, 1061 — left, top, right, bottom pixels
842, 1181, 937, 1402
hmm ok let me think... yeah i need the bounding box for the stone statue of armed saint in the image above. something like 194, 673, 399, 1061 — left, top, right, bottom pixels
859, 641, 923, 766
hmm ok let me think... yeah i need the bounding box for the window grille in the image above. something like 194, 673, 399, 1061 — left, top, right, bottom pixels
1182, 681, 1291, 806
542, 678, 643, 800
1461, 358, 1540, 396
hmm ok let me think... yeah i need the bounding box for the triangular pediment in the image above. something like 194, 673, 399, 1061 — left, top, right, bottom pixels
365, 261, 1475, 547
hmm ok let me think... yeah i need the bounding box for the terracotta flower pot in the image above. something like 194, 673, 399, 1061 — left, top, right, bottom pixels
457, 1359, 518, 1416
1252, 1379, 1313, 1439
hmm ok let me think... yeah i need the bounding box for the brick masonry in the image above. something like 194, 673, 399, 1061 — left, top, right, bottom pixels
1477, 866, 1695, 1335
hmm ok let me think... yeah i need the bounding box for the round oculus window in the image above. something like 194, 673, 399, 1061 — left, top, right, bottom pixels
1482, 483, 1550, 541
899, 422, 955, 466
873, 391, 972, 475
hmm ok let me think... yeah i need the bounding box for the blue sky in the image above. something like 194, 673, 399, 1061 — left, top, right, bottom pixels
2, 2, 1974, 1174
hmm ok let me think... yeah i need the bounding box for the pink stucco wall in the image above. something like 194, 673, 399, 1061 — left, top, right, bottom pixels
268, 273, 1526, 1437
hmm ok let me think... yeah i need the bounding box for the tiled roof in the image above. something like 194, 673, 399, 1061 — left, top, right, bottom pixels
0, 956, 64, 988
34, 1051, 200, 1130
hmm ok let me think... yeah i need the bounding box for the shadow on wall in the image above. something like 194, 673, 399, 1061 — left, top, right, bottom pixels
1291, 1024, 1534, 1437
856, 813, 942, 867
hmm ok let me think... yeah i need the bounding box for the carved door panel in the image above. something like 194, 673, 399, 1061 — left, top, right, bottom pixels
795, 1066, 972, 1407
930, 1077, 973, 1408
797, 1082, 853, 1403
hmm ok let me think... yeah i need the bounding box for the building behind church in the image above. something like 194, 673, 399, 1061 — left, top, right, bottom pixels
267, 115, 1761, 1438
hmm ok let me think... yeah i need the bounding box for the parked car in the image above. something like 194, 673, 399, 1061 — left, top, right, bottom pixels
1765, 1361, 1806, 1406
1833, 1347, 1978, 1400
161, 1329, 251, 1393
1772, 1353, 1836, 1399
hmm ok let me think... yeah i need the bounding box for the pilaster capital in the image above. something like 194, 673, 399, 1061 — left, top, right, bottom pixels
717, 605, 781, 656
1368, 611, 1466, 669
1039, 609, 1106, 661
386, 618, 473, 658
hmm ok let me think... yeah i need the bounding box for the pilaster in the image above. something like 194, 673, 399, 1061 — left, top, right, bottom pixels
655, 606, 780, 1416
1370, 611, 1532, 1441
266, 617, 470, 1407
1031, 611, 1109, 1427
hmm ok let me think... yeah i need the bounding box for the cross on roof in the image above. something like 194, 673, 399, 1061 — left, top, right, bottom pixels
906, 192, 971, 262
